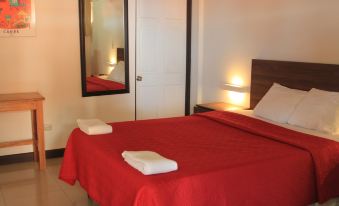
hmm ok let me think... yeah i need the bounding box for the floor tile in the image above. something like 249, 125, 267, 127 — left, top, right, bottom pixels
46, 158, 62, 167
0, 167, 38, 185
4, 191, 72, 206
0, 158, 99, 206
1, 172, 61, 201
62, 185, 88, 203
0, 190, 5, 206
46, 164, 61, 180
72, 197, 99, 206
57, 179, 82, 191
0, 161, 36, 174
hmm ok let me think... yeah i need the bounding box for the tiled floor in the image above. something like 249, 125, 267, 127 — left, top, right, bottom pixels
0, 158, 98, 206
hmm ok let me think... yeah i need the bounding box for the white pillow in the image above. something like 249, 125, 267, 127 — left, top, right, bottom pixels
108, 61, 125, 83
288, 88, 339, 134
253, 83, 307, 123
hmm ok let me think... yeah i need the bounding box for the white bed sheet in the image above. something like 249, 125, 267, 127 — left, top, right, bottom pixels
232, 110, 339, 206
233, 110, 339, 142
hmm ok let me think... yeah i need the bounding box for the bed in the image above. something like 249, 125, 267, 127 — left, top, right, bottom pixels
60, 59, 339, 206
86, 48, 126, 92
86, 76, 125, 92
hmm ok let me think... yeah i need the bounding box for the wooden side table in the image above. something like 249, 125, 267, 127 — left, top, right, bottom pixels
0, 92, 46, 170
194, 102, 246, 114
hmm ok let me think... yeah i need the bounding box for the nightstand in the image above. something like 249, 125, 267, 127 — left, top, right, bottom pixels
193, 102, 246, 114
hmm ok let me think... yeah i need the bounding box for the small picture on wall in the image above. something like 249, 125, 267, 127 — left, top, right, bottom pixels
0, 0, 36, 37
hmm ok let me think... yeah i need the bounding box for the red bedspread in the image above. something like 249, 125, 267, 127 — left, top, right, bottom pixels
59, 111, 339, 206
86, 76, 125, 92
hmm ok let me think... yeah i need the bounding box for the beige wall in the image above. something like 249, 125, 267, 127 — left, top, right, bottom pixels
193, 0, 339, 108
0, 0, 135, 156
3, 0, 339, 156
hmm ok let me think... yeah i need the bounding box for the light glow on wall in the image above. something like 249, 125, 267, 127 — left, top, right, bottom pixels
227, 91, 246, 106
107, 54, 117, 74
223, 62, 251, 107
107, 62, 116, 74
225, 75, 247, 106
109, 55, 117, 65
230, 76, 244, 86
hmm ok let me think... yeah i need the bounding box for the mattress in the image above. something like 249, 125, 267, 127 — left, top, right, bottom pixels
233, 110, 339, 142
232, 110, 339, 206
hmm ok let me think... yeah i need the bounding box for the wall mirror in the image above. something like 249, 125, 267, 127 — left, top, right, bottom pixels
79, 0, 129, 97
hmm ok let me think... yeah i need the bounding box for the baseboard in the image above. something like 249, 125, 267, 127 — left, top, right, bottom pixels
0, 148, 65, 165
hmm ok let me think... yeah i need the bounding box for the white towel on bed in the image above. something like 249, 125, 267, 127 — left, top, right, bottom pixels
77, 119, 112, 135
122, 151, 178, 175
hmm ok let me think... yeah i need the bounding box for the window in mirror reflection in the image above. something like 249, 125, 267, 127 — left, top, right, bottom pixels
80, 0, 129, 96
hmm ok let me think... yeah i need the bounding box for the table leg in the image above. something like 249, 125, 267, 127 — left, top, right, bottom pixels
31, 110, 39, 161
36, 101, 46, 170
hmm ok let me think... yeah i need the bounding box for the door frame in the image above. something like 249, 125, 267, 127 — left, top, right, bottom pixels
135, 0, 192, 119
185, 0, 192, 116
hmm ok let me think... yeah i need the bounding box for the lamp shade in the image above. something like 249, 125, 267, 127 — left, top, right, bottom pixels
107, 62, 116, 67
223, 83, 249, 93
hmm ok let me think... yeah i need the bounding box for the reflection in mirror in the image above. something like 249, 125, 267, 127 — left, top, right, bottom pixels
80, 0, 129, 97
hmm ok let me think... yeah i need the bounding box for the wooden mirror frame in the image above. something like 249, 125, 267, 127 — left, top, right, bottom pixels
79, 0, 130, 97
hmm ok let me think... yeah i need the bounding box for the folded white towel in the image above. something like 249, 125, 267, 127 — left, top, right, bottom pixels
77, 119, 112, 135
122, 151, 178, 175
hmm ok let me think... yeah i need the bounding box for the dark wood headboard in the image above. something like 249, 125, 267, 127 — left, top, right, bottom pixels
250, 59, 339, 109
117, 48, 125, 62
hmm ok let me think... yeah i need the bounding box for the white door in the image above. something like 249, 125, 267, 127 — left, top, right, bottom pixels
136, 0, 187, 120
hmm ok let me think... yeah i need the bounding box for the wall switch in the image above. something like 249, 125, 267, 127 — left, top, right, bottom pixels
44, 124, 53, 131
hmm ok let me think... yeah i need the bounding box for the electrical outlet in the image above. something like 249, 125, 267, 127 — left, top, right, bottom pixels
44, 124, 53, 131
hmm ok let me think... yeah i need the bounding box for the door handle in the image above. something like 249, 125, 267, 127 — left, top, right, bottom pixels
136, 76, 143, 81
